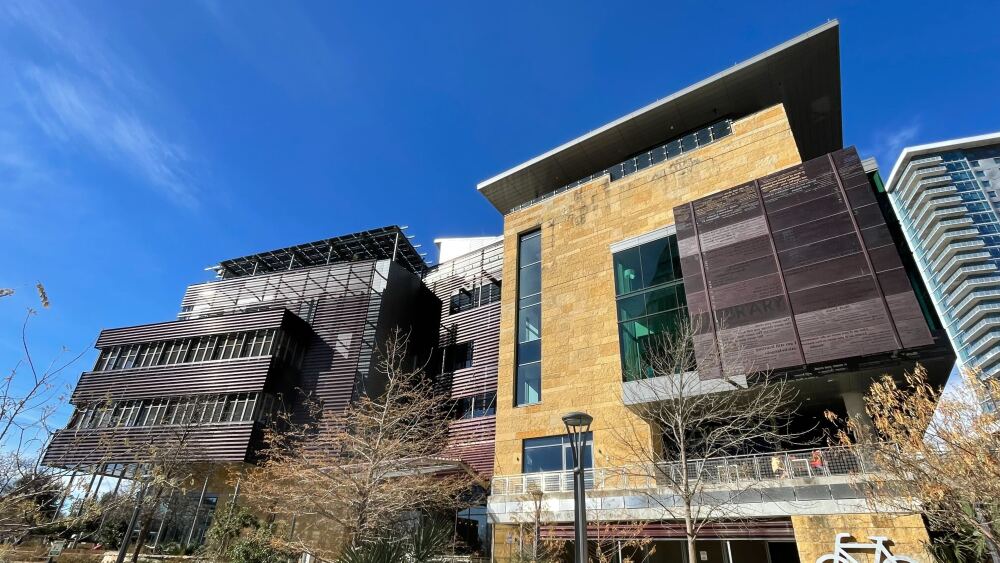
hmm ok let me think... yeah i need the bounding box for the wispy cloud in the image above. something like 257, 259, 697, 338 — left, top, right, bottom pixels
865, 118, 922, 173
0, 0, 199, 207
197, 0, 344, 99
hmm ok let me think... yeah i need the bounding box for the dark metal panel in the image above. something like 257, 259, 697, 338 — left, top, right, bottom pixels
675, 147, 935, 376
95, 308, 292, 348
424, 242, 503, 399
444, 417, 496, 478
42, 422, 258, 467
71, 356, 277, 403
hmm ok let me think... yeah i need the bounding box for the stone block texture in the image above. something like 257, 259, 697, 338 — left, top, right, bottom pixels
493, 104, 803, 478
792, 513, 932, 563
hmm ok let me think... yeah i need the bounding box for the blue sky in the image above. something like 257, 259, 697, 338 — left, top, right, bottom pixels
2, 0, 999, 427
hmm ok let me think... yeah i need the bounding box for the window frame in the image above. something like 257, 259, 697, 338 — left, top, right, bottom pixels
514, 229, 543, 406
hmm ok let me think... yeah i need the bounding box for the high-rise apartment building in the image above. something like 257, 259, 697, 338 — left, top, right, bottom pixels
885, 133, 1000, 410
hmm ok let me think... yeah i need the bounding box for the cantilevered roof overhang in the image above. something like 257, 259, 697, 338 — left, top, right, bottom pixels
478, 20, 843, 213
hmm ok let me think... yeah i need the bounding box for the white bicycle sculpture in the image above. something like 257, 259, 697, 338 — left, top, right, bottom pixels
816, 533, 916, 563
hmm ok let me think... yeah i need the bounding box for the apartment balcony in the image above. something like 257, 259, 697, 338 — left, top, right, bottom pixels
896, 162, 945, 199
968, 329, 1000, 358
898, 172, 950, 207
952, 288, 1000, 319
895, 159, 944, 195
922, 227, 980, 261
942, 263, 999, 294
933, 250, 992, 282
923, 217, 975, 248
927, 240, 986, 272
947, 274, 1000, 306
915, 205, 968, 239
957, 302, 1000, 333
974, 344, 1000, 372
488, 446, 881, 523
962, 313, 1000, 343
910, 185, 958, 215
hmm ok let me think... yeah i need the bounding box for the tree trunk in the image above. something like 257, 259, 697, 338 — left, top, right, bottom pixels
130, 486, 164, 563
685, 513, 697, 563
975, 506, 1000, 563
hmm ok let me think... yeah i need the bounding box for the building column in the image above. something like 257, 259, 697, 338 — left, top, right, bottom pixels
842, 390, 874, 441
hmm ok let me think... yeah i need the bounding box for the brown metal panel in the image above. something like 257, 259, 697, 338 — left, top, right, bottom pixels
71, 356, 277, 403
42, 422, 258, 467
674, 147, 935, 374
444, 416, 496, 478
424, 242, 503, 399
96, 309, 290, 348
424, 242, 502, 476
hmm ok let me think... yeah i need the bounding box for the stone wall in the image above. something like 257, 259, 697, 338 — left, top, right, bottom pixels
493, 104, 803, 477
792, 513, 932, 563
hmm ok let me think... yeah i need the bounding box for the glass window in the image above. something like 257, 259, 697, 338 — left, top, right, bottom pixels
516, 362, 541, 406
523, 432, 593, 473
635, 153, 651, 171
710, 121, 732, 140
613, 246, 642, 295
445, 342, 474, 372
95, 348, 114, 371
695, 128, 712, 147
639, 236, 676, 288
516, 230, 543, 406
665, 140, 682, 158
456, 392, 497, 419
450, 288, 477, 314
680, 133, 697, 152
612, 233, 690, 381
617, 294, 645, 322
481, 280, 502, 305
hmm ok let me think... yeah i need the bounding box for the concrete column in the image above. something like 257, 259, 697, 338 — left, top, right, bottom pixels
842, 390, 874, 441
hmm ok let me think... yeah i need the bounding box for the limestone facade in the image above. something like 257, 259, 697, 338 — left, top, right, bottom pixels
493, 103, 803, 477
792, 513, 933, 563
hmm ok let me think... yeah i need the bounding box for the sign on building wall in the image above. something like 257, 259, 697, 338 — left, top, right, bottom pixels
674, 147, 933, 378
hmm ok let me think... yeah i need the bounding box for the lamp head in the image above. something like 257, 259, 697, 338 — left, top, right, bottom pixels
562, 411, 593, 432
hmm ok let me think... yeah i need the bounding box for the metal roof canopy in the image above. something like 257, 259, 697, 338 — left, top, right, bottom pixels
211, 225, 428, 279
477, 20, 843, 213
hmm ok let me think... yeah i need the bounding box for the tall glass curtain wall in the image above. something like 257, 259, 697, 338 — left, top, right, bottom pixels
516, 231, 542, 405
522, 432, 593, 473
613, 233, 688, 380
895, 147, 1000, 381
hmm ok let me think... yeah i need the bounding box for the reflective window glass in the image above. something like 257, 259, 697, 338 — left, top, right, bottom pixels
516, 362, 541, 405
613, 246, 642, 295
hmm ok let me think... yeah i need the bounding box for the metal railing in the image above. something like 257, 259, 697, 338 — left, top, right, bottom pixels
492, 445, 872, 496
507, 120, 733, 214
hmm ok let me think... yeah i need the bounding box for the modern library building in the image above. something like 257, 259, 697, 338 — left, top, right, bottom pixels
46, 20, 959, 563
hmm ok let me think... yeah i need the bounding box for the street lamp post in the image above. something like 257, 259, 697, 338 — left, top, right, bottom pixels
562, 411, 593, 563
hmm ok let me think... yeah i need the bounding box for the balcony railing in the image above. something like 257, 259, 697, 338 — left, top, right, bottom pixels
491, 445, 873, 496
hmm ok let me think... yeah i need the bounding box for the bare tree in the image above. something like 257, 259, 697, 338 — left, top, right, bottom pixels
832, 365, 1000, 562
117, 416, 215, 563
241, 329, 480, 560
614, 319, 800, 563
0, 284, 91, 557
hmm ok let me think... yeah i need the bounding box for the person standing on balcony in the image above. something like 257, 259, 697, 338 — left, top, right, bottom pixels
810, 449, 826, 476
771, 452, 786, 479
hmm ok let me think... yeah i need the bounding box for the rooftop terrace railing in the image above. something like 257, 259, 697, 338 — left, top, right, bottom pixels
491, 445, 873, 496
507, 120, 734, 214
